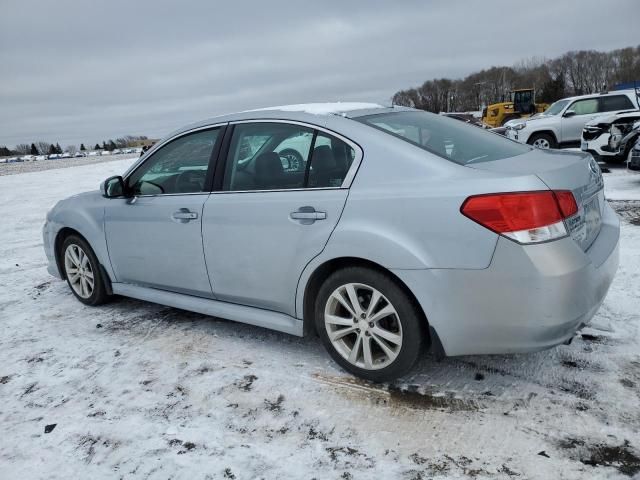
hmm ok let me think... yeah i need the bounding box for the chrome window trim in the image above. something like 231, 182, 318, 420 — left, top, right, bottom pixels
122, 122, 228, 182
131, 186, 344, 199
120, 118, 363, 197
126, 192, 211, 199
210, 186, 342, 195
224, 119, 363, 192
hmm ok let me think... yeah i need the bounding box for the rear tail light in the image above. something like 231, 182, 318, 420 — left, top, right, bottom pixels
461, 190, 578, 244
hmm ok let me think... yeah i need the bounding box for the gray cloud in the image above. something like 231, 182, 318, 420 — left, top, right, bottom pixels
1, 0, 638, 146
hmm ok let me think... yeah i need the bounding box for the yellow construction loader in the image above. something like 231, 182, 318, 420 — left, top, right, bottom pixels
481, 88, 549, 128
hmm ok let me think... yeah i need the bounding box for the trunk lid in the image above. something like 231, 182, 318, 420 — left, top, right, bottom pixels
468, 149, 604, 251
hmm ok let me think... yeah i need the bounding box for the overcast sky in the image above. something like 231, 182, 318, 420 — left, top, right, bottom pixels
1, 0, 638, 147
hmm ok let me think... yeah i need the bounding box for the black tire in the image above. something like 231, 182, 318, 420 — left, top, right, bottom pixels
314, 267, 426, 382
60, 234, 110, 306
613, 142, 635, 164
527, 132, 557, 149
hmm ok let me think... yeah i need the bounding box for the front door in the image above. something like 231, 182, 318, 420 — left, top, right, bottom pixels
561, 98, 600, 143
202, 122, 360, 316
105, 126, 223, 297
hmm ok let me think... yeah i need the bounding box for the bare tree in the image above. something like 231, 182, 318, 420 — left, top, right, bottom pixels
35, 141, 51, 155
14, 144, 30, 154
66, 145, 77, 154
393, 44, 640, 112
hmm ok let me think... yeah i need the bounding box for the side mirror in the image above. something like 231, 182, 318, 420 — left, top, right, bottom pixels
102, 175, 126, 198
563, 110, 576, 118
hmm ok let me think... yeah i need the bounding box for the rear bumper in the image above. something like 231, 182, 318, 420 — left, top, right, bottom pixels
392, 202, 620, 356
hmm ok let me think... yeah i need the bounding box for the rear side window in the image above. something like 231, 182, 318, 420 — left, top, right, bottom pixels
355, 111, 530, 165
222, 123, 356, 191
307, 133, 355, 188
599, 95, 635, 112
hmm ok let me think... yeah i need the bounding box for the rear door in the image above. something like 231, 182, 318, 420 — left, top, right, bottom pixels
202, 121, 361, 316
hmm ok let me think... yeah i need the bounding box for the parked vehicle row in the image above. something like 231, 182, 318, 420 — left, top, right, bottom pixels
43, 103, 619, 381
0, 148, 142, 164
581, 110, 640, 162
505, 89, 639, 150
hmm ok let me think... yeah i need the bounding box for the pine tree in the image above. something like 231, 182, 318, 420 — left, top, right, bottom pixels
95, 143, 101, 150
48, 144, 57, 155
55, 143, 62, 154
102, 141, 107, 150
108, 140, 116, 151
30, 143, 39, 155
80, 143, 86, 151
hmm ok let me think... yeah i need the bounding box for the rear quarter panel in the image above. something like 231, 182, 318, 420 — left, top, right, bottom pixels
295, 120, 549, 317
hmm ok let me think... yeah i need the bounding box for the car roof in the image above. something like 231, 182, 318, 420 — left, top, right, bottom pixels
164, 102, 410, 139
559, 89, 637, 103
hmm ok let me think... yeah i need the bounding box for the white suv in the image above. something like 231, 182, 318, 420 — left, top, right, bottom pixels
505, 90, 639, 149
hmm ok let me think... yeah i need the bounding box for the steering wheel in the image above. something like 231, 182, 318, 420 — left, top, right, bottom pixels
175, 170, 204, 193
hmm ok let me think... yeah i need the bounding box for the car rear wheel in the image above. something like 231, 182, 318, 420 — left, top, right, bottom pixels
61, 235, 109, 306
315, 267, 425, 382
527, 133, 556, 149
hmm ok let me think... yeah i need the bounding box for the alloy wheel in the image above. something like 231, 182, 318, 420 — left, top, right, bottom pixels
532, 138, 550, 149
64, 243, 94, 299
324, 283, 403, 370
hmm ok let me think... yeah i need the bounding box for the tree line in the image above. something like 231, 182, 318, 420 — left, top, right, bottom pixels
392, 45, 640, 113
1, 135, 149, 157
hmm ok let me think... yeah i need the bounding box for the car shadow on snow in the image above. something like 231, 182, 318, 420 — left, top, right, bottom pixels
97, 295, 622, 413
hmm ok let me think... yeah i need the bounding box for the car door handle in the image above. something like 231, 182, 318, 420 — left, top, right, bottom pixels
290, 207, 326, 223
172, 209, 198, 222
290, 211, 326, 220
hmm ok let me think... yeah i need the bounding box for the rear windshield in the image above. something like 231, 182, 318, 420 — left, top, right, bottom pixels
355, 110, 531, 165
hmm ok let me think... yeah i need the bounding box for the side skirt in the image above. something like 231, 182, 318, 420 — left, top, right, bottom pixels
112, 283, 304, 336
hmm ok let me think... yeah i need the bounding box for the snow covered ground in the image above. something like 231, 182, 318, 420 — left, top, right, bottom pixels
0, 159, 639, 479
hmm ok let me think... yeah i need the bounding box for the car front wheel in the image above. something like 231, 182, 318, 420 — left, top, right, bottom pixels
527, 132, 557, 149
61, 235, 109, 306
315, 267, 425, 382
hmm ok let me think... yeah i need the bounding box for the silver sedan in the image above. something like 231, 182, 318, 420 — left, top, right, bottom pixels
43, 103, 619, 382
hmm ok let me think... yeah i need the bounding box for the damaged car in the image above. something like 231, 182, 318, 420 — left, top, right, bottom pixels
506, 90, 638, 149
629, 137, 640, 171
582, 110, 640, 163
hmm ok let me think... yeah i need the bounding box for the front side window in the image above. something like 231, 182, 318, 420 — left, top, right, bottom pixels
222, 123, 356, 191
356, 111, 530, 165
568, 98, 598, 115
599, 95, 635, 112
127, 128, 220, 195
